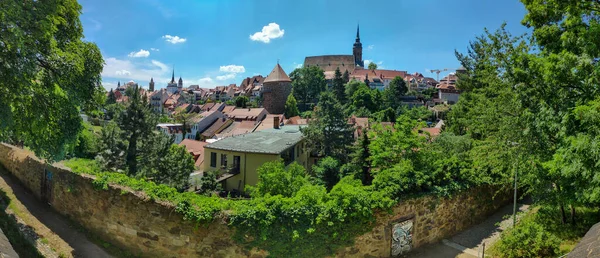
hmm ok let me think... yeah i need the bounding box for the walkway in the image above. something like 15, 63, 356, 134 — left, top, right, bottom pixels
405, 200, 530, 258
0, 166, 111, 258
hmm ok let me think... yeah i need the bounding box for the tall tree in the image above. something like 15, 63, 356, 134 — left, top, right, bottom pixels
345, 80, 367, 101
96, 122, 126, 172
383, 76, 408, 109
342, 70, 350, 83
107, 89, 117, 105
312, 156, 341, 191
0, 0, 104, 160
351, 130, 372, 185
174, 106, 193, 138
284, 93, 300, 118
290, 66, 327, 110
117, 86, 156, 175
332, 67, 346, 103
301, 92, 354, 162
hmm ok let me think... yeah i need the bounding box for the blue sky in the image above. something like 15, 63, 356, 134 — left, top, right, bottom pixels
79, 0, 529, 91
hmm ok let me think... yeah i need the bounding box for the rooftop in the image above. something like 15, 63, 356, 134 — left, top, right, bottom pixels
263, 63, 292, 83
205, 125, 305, 154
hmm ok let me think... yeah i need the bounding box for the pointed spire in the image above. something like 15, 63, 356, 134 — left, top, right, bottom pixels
118, 81, 120, 87
150, 77, 154, 82
356, 24, 360, 40
171, 68, 175, 83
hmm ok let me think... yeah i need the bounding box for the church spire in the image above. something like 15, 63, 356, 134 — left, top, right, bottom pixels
171, 68, 175, 83
356, 24, 360, 41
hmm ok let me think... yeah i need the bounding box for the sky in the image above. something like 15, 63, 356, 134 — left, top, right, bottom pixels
79, 0, 530, 91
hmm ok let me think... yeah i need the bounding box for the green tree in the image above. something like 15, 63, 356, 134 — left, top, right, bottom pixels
174, 106, 193, 137
197, 171, 222, 195
383, 76, 408, 109
290, 66, 327, 110
117, 86, 156, 175
284, 93, 300, 118
96, 122, 126, 172
235, 96, 249, 108
107, 89, 117, 105
349, 84, 378, 114
312, 156, 341, 190
350, 131, 372, 185
342, 70, 350, 83
368, 62, 378, 70
345, 80, 367, 101
248, 160, 310, 198
0, 0, 104, 160
332, 67, 346, 103
301, 92, 354, 162
155, 144, 194, 191
70, 123, 100, 159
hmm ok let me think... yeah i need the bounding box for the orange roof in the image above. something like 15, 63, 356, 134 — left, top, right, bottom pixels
222, 105, 236, 114
351, 68, 407, 80
255, 114, 285, 131
179, 139, 207, 156
227, 108, 267, 120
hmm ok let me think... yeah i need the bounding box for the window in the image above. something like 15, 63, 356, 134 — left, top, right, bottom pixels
221, 154, 227, 168
210, 152, 217, 167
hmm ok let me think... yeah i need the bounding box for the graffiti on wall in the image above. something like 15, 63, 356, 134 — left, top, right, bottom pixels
391, 219, 413, 256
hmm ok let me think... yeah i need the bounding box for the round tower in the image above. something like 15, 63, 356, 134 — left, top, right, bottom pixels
262, 63, 292, 114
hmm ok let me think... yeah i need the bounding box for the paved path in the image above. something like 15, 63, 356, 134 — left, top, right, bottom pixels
405, 200, 530, 258
0, 166, 111, 258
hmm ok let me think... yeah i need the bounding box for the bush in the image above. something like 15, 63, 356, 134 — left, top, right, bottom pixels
495, 220, 560, 258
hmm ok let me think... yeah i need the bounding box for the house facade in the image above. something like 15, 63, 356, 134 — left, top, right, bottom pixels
202, 125, 309, 192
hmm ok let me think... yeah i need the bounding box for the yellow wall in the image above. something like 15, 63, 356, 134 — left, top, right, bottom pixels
203, 139, 310, 192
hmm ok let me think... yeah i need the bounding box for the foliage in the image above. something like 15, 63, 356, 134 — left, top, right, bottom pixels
371, 107, 396, 123
383, 76, 408, 109
104, 103, 125, 120
235, 96, 249, 108
300, 111, 313, 119
247, 161, 310, 198
197, 171, 222, 195
342, 70, 350, 83
345, 80, 367, 101
400, 105, 433, 121
106, 90, 117, 105
173, 106, 193, 135
301, 92, 354, 162
225, 99, 235, 105
312, 157, 341, 190
349, 84, 378, 114
69, 123, 100, 159
96, 122, 126, 172
368, 62, 378, 70
116, 86, 156, 175
290, 66, 326, 110
331, 67, 346, 103
494, 219, 560, 258
284, 93, 300, 118
348, 130, 372, 185
154, 144, 194, 191
0, 0, 104, 161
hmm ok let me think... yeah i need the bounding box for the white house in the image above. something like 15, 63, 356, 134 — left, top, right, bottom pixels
157, 123, 184, 144
186, 111, 228, 140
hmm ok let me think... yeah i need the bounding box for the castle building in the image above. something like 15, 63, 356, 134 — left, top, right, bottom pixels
303, 25, 365, 80
262, 63, 292, 114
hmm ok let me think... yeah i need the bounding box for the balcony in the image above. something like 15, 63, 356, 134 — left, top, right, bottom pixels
216, 166, 240, 183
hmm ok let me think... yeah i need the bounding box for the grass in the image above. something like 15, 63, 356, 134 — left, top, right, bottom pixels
0, 189, 44, 258
487, 204, 599, 257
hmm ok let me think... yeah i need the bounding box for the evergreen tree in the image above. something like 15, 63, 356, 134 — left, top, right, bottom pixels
235, 96, 249, 108
107, 89, 117, 105
284, 93, 300, 118
96, 122, 126, 172
312, 156, 341, 191
117, 86, 156, 175
351, 130, 372, 185
332, 67, 346, 103
342, 70, 350, 83
301, 91, 354, 162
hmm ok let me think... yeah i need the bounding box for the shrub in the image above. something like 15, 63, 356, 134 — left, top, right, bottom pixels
495, 220, 560, 258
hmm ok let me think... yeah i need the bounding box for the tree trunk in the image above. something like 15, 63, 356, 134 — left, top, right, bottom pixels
570, 205, 576, 225
560, 204, 567, 224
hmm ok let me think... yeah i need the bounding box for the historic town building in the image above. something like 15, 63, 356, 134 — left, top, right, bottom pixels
262, 63, 292, 114
303, 25, 365, 80
166, 69, 183, 94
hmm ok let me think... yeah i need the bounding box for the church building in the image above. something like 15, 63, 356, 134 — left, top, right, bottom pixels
303, 25, 365, 80
166, 69, 183, 94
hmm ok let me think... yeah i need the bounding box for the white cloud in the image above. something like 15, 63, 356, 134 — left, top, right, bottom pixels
128, 49, 150, 58
216, 73, 236, 80
219, 65, 245, 73
199, 77, 213, 84
162, 35, 187, 44
249, 23, 285, 43
150, 48, 160, 52
367, 45, 374, 50
295, 63, 303, 69
115, 70, 131, 75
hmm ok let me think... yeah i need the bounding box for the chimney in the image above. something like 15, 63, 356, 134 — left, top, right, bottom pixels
274, 116, 280, 129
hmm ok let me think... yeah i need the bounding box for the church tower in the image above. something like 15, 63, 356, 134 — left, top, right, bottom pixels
353, 25, 364, 67
178, 76, 183, 89
149, 78, 155, 92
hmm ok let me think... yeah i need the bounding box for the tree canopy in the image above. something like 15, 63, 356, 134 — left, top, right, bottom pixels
290, 66, 326, 110
0, 0, 104, 160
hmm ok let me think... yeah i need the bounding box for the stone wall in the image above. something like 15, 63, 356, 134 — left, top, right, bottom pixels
262, 81, 291, 114
336, 187, 511, 257
0, 143, 263, 258
0, 143, 509, 257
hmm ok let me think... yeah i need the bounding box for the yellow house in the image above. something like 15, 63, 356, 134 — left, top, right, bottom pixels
202, 125, 309, 192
